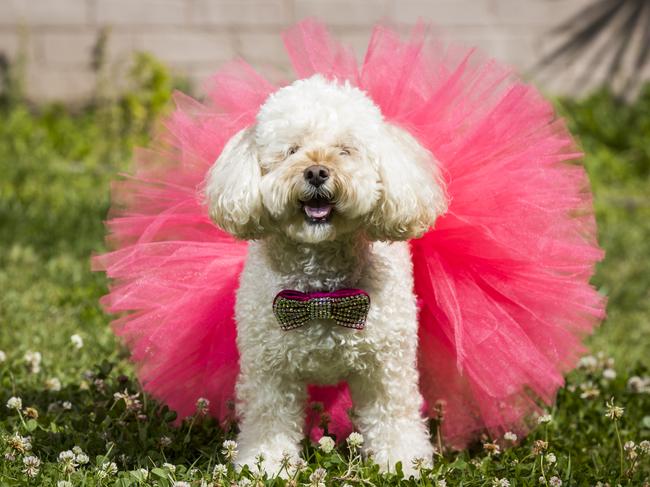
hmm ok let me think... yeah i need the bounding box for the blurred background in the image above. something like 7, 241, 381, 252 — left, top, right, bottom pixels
2, 0, 650, 101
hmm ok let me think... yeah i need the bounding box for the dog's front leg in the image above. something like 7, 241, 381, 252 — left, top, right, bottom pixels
348, 355, 433, 478
235, 369, 306, 476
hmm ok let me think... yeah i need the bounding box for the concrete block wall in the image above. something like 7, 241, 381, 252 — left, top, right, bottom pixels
0, 0, 616, 102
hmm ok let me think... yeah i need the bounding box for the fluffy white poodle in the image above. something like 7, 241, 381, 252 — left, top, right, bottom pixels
206, 74, 448, 476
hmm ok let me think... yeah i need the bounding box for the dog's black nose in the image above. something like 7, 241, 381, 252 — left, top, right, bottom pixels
304, 165, 330, 187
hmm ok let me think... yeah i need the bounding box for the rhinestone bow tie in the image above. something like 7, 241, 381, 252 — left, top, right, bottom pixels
272, 289, 371, 331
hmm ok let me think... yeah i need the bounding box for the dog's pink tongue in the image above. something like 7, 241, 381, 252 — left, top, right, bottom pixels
304, 204, 332, 219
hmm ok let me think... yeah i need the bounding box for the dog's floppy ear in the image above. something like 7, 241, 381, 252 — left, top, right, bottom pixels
206, 126, 264, 239
367, 123, 448, 241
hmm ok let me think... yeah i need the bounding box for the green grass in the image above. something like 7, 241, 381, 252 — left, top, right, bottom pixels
1, 63, 650, 485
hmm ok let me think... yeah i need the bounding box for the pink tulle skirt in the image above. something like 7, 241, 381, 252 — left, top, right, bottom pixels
93, 21, 606, 447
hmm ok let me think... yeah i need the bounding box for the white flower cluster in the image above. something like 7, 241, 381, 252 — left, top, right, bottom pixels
605, 398, 624, 420
97, 461, 118, 479
627, 375, 650, 394
195, 397, 210, 415
346, 432, 364, 448
45, 377, 62, 392
6, 396, 22, 410
24, 351, 41, 374
309, 467, 327, 487
318, 435, 335, 453
6, 433, 32, 454
70, 334, 84, 349
22, 455, 41, 478
213, 463, 228, 477
503, 431, 518, 442
221, 440, 238, 461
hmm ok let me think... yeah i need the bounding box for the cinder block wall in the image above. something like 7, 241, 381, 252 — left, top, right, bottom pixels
0, 0, 596, 101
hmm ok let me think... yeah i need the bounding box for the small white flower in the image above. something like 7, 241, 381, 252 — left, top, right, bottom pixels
221, 439, 238, 461
6, 433, 32, 453
492, 479, 510, 487
239, 479, 252, 487
309, 467, 327, 487
279, 450, 293, 470
579, 382, 601, 399
6, 396, 22, 410
483, 441, 501, 455
75, 453, 89, 465
577, 355, 597, 370
346, 432, 364, 448
57, 481, 73, 487
290, 457, 308, 475
624, 441, 636, 451
549, 476, 562, 487
627, 375, 650, 394
602, 368, 617, 380
213, 463, 228, 477
138, 468, 149, 479
639, 440, 650, 454
436, 480, 448, 487
546, 452, 557, 464
503, 431, 518, 442
537, 414, 553, 424
0, 350, 6, 362
97, 461, 118, 479
412, 456, 432, 470
159, 435, 172, 447
605, 398, 624, 420
163, 462, 176, 472
45, 377, 62, 392
22, 455, 41, 478
58, 450, 77, 473
62, 401, 72, 410
24, 351, 42, 374
318, 435, 335, 453
196, 397, 210, 414
254, 453, 265, 465
172, 482, 190, 487
58, 451, 75, 462
70, 334, 84, 349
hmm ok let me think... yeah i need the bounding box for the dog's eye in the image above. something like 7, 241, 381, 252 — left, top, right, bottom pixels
286, 145, 300, 157
339, 147, 352, 156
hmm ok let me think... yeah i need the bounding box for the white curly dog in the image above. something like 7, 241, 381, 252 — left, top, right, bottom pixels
206, 75, 448, 476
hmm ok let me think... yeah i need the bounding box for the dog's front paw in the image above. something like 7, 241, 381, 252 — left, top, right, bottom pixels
368, 435, 434, 479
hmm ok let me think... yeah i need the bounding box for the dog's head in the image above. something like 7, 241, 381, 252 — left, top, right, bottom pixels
206, 75, 447, 243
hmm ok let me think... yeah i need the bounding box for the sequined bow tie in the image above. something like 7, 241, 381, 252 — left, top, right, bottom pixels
272, 289, 371, 331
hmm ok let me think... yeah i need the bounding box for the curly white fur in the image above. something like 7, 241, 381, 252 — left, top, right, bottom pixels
206, 75, 448, 477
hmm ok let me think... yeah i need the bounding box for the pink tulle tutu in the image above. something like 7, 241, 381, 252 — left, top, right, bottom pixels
94, 21, 606, 447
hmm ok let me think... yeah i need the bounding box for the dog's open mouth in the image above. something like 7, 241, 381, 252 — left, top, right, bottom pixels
301, 197, 334, 224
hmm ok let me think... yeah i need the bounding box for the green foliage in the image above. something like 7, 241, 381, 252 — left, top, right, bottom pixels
0, 56, 650, 484
556, 87, 650, 368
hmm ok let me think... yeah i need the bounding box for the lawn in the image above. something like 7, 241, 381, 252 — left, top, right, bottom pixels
1, 57, 649, 486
